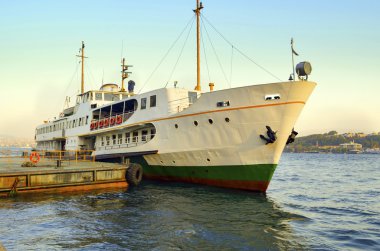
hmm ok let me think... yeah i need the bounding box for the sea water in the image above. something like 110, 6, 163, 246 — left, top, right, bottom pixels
0, 153, 379, 250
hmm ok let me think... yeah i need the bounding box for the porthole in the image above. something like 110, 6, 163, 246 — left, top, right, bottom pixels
225, 117, 230, 122
207, 158, 210, 162
173, 160, 176, 164
208, 119, 213, 124
194, 121, 198, 126
160, 160, 163, 164
175, 124, 178, 129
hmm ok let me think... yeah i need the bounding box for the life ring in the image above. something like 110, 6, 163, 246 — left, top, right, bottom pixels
94, 121, 99, 129
110, 116, 116, 126
126, 163, 143, 186
29, 152, 40, 164
116, 115, 122, 124
104, 118, 109, 127
99, 119, 104, 128
90, 122, 94, 130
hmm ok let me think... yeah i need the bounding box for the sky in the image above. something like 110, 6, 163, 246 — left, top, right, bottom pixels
0, 0, 379, 138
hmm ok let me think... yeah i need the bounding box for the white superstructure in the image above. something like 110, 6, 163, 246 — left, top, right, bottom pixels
34, 1, 316, 192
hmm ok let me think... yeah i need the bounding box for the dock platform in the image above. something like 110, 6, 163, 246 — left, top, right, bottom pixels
0, 156, 128, 197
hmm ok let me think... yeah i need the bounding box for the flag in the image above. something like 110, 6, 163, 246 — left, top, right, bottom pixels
291, 38, 299, 56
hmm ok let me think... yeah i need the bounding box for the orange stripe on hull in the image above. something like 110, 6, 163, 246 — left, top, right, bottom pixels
144, 174, 270, 192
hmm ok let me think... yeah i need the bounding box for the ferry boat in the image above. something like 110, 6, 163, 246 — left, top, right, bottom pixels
34, 1, 316, 192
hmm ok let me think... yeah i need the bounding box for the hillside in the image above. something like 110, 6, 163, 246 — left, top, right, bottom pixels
285, 131, 380, 153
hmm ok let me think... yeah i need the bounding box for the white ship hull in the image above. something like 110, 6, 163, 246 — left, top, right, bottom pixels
87, 81, 315, 191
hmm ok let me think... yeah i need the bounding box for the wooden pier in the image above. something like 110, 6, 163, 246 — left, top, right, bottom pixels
0, 151, 129, 197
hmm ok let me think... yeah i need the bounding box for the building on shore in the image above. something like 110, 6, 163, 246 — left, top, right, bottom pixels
339, 141, 362, 153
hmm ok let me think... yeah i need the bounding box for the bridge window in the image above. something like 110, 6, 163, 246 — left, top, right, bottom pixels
95, 93, 102, 100
141, 98, 147, 110
105, 93, 120, 101
150, 95, 156, 107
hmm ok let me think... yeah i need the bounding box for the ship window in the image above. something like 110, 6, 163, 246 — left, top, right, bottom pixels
225, 117, 230, 122
105, 93, 120, 101
118, 134, 122, 144
150, 95, 156, 107
265, 94, 281, 100
101, 136, 105, 146
95, 93, 102, 100
111, 102, 124, 116
106, 136, 110, 145
208, 119, 213, 124
151, 128, 156, 139
133, 131, 138, 142
124, 99, 138, 112
125, 132, 131, 143
141, 98, 147, 110
86, 116, 89, 125
217, 101, 230, 107
142, 130, 148, 142
112, 135, 117, 145
194, 121, 198, 126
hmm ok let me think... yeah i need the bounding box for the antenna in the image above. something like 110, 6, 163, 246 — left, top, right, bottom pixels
102, 69, 104, 85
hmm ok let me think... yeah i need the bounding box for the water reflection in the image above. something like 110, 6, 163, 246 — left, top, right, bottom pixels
1, 181, 308, 250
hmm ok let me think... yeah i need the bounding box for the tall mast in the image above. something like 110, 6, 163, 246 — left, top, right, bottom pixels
194, 0, 203, 91
76, 41, 86, 94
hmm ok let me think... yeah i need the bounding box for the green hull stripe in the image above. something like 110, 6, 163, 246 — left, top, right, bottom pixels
142, 164, 277, 182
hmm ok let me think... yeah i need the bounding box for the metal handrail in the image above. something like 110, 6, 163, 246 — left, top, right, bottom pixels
27, 150, 95, 162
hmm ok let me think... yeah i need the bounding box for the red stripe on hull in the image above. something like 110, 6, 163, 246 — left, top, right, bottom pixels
144, 174, 270, 192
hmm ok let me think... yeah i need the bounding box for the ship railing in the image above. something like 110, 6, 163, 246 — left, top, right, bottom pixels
96, 134, 155, 151
32, 150, 95, 162
93, 110, 135, 121
0, 149, 95, 168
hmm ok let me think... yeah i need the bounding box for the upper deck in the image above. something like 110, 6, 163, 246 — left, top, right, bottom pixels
35, 86, 201, 143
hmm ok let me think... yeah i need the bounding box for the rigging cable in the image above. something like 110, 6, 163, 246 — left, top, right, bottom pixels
201, 14, 282, 82
138, 15, 196, 94
201, 16, 230, 88
201, 22, 212, 84
85, 60, 97, 90
229, 45, 234, 88
165, 16, 195, 87
53, 60, 80, 112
